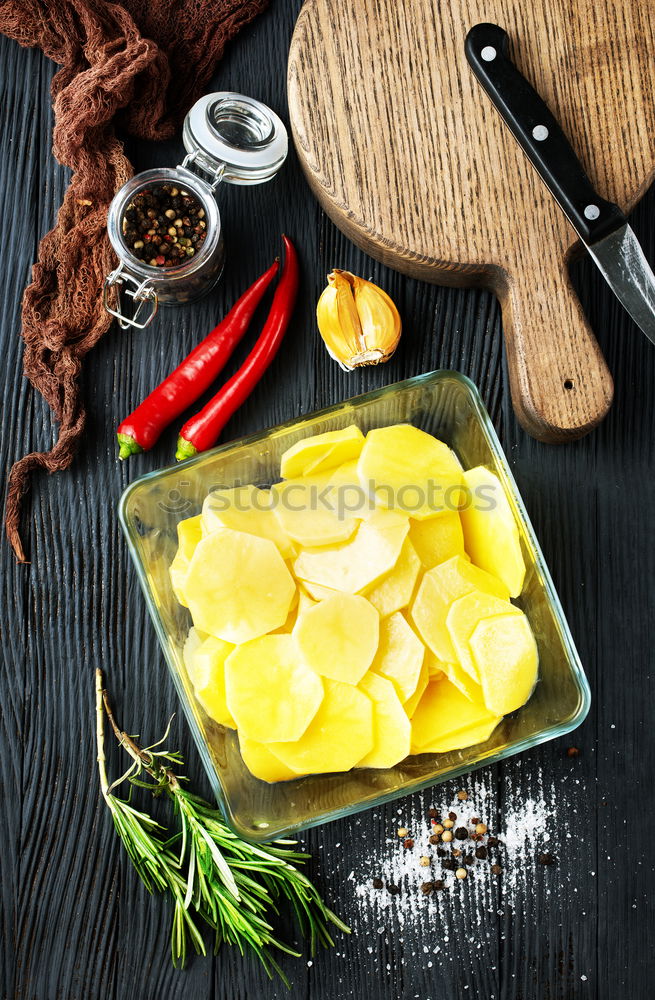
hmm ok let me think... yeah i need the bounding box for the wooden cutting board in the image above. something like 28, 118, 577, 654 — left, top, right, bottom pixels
288, 0, 655, 441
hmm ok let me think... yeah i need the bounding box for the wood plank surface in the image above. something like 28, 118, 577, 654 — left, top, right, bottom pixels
0, 3, 654, 998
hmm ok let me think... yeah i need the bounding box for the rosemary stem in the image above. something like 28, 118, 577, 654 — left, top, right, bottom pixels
95, 668, 114, 811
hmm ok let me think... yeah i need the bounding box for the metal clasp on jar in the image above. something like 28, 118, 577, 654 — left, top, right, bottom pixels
103, 263, 159, 330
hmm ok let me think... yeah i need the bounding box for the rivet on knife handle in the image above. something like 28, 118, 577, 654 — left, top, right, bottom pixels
464, 23, 626, 245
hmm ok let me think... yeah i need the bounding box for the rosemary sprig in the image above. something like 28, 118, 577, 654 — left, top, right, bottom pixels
95, 669, 348, 977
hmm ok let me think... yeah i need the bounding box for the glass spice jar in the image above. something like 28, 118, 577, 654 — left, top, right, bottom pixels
103, 92, 288, 330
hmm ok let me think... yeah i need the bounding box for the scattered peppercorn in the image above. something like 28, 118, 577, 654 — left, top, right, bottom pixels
419, 856, 431, 867
372, 877, 384, 889
442, 859, 457, 871
433, 823, 444, 835
491, 864, 502, 875
121, 185, 207, 268
448, 811, 457, 821
387, 883, 401, 895
433, 879, 445, 891
429, 834, 440, 845
470, 817, 479, 825
475, 846, 488, 860
436, 847, 446, 857
421, 881, 434, 895
397, 827, 408, 838
567, 746, 580, 757
457, 790, 469, 801
455, 868, 467, 880
443, 819, 454, 829
455, 827, 468, 840
403, 838, 415, 850
452, 848, 461, 857
428, 808, 439, 819
475, 822, 488, 835
538, 852, 556, 866
441, 831, 453, 843
464, 854, 474, 865
487, 836, 499, 848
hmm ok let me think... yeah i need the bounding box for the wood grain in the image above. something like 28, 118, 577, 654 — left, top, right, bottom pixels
1, 2, 655, 998
288, 0, 655, 441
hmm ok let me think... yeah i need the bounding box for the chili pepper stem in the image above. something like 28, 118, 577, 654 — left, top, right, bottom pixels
117, 433, 143, 460
175, 437, 198, 462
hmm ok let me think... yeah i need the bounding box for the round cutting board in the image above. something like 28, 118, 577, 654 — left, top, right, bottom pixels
288, 0, 655, 441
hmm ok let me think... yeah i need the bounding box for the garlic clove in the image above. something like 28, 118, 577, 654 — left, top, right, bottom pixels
316, 269, 401, 370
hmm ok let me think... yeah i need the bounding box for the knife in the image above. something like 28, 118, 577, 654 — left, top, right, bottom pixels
465, 22, 655, 346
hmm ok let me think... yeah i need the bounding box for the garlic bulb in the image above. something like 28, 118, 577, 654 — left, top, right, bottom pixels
316, 270, 401, 371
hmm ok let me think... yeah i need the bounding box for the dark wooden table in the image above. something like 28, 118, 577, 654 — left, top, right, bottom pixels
2, 5, 654, 999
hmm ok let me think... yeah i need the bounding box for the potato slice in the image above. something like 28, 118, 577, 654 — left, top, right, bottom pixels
409, 511, 465, 569
410, 676, 500, 753
238, 736, 301, 783
425, 651, 447, 681
357, 424, 464, 519
185, 528, 296, 643
185, 633, 236, 728
470, 612, 538, 715
225, 634, 323, 743
438, 656, 484, 703
295, 593, 379, 683
280, 424, 365, 479
169, 514, 203, 607
459, 466, 526, 597
299, 580, 340, 602
422, 715, 502, 753
410, 555, 509, 662
202, 485, 295, 559
273, 479, 358, 547
371, 611, 425, 703
268, 678, 373, 775
401, 657, 429, 718
364, 538, 421, 617
446, 591, 521, 680
357, 673, 411, 768
293, 509, 409, 594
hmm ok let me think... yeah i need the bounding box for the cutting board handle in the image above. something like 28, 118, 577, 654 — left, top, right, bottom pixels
498, 255, 613, 441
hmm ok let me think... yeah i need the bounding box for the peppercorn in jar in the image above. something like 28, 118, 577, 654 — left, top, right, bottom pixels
104, 93, 287, 329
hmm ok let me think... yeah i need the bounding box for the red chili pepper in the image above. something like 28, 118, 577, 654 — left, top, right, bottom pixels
175, 235, 299, 461
116, 259, 279, 458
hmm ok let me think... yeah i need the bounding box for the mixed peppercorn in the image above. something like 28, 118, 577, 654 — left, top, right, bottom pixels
371, 789, 557, 898
122, 184, 207, 267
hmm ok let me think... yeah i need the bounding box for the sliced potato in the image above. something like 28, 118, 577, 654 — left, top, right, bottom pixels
410, 554, 509, 662
225, 634, 323, 743
185, 529, 296, 643
439, 656, 484, 703
268, 679, 374, 774
202, 485, 295, 559
400, 657, 429, 718
371, 611, 425, 703
170, 514, 203, 606
357, 424, 464, 519
280, 424, 365, 479
295, 593, 379, 683
470, 612, 538, 715
409, 511, 465, 569
293, 509, 409, 594
299, 580, 340, 602
185, 633, 236, 728
424, 650, 448, 681
422, 715, 502, 753
273, 479, 358, 547
445, 591, 521, 680
238, 735, 301, 783
410, 676, 500, 753
364, 538, 421, 617
357, 673, 411, 768
460, 466, 526, 597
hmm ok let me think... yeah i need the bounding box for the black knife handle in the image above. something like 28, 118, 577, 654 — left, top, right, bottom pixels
465, 23, 626, 245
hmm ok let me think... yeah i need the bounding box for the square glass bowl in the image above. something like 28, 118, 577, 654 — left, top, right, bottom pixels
119, 370, 590, 841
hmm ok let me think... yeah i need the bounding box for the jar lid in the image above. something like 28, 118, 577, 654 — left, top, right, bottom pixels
182, 92, 288, 186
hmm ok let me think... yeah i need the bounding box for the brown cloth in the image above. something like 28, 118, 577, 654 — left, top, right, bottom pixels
0, 0, 269, 562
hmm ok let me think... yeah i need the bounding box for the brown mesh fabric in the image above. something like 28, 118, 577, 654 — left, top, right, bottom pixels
0, 0, 269, 561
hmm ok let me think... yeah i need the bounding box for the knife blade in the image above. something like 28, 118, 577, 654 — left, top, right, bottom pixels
465, 22, 655, 347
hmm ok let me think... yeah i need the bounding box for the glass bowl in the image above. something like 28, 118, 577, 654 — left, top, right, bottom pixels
119, 370, 590, 842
